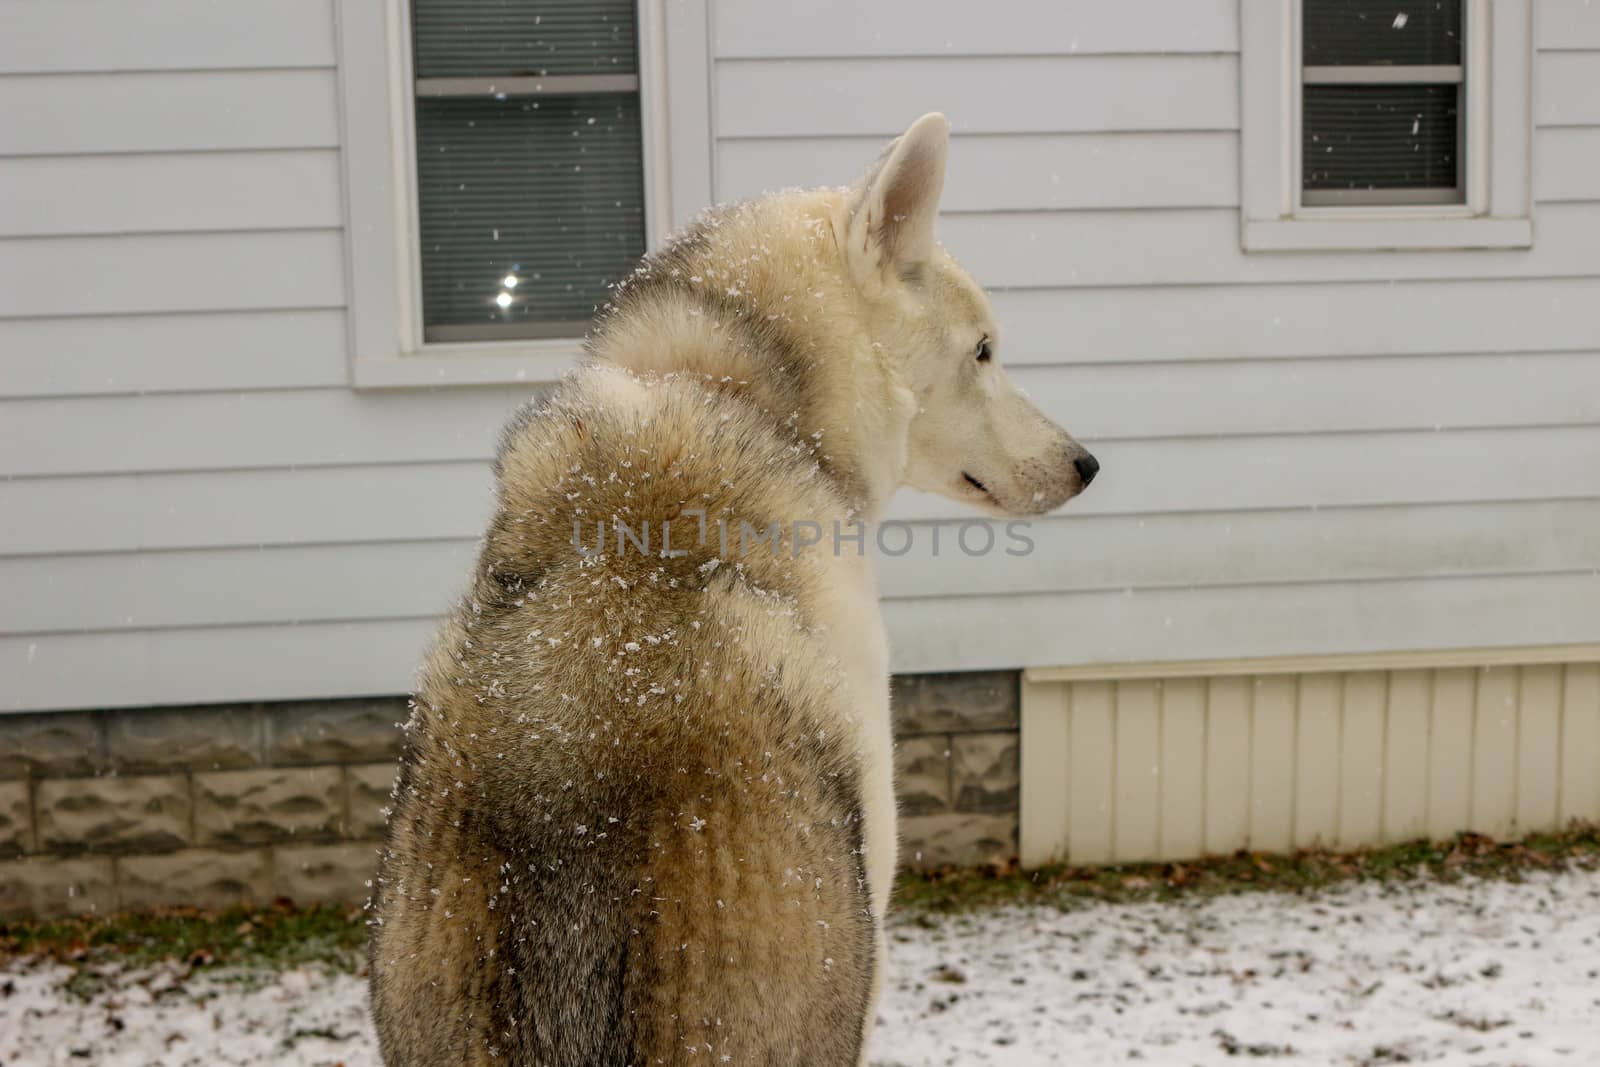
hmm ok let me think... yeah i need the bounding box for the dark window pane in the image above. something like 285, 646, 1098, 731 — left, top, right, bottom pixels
415, 94, 646, 333
412, 0, 638, 78
1303, 0, 1462, 66
1303, 84, 1458, 191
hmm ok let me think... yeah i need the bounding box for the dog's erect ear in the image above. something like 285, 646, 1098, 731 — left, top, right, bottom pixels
844, 112, 950, 284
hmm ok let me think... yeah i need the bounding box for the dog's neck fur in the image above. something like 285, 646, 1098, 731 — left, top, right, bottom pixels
587, 192, 917, 521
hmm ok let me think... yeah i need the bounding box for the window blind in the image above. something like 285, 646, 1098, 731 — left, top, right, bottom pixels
410, 0, 646, 342
1303, 84, 1458, 192
1301, 0, 1464, 205
412, 0, 638, 78
1303, 0, 1462, 66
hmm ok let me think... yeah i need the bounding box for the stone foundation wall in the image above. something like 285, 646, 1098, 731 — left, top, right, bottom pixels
0, 700, 401, 918
890, 672, 1020, 867
0, 671, 1020, 917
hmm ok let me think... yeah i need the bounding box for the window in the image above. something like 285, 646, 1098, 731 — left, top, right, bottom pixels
337, 0, 714, 388
1301, 0, 1464, 206
410, 0, 646, 343
1241, 0, 1532, 252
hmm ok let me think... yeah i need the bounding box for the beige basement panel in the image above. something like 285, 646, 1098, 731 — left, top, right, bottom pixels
1248, 675, 1296, 854
1203, 675, 1252, 856
1018, 677, 1070, 865
1517, 665, 1563, 831
1157, 678, 1207, 860
1293, 673, 1342, 847
1471, 667, 1520, 839
1112, 680, 1162, 861
1382, 670, 1431, 843
1561, 664, 1600, 824
1338, 671, 1387, 848
1020, 649, 1600, 867
1426, 668, 1476, 840
1067, 680, 1116, 864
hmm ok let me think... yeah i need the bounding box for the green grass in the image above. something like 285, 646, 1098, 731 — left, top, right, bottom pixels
0, 899, 367, 974
3, 824, 1595, 974
893, 822, 1600, 915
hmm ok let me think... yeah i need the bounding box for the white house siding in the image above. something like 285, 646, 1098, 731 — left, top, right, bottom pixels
709, 0, 1600, 674
3, 1, 1599, 712
0, 0, 535, 711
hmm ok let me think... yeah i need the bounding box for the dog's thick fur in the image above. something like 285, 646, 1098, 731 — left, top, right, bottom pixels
368, 113, 1095, 1065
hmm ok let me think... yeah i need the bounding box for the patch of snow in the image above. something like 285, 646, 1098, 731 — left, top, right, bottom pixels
874, 867, 1600, 1066
0, 961, 375, 1066
2, 868, 1596, 1065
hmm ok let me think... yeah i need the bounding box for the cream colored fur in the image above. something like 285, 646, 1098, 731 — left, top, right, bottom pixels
592, 112, 1095, 1055
368, 112, 1094, 1067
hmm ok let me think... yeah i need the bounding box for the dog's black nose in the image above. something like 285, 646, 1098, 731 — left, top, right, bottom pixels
1074, 452, 1100, 486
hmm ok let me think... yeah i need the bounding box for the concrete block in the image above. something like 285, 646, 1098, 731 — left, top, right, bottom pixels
118, 848, 273, 912
952, 732, 1021, 815
107, 704, 260, 772
265, 699, 406, 765
273, 843, 380, 906
345, 763, 398, 840
0, 781, 31, 856
0, 856, 115, 917
899, 812, 1018, 869
36, 775, 190, 853
894, 736, 952, 816
0, 712, 103, 778
193, 767, 342, 847
892, 671, 1019, 734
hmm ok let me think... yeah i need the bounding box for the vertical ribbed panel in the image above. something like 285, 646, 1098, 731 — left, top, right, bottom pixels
1021, 658, 1600, 867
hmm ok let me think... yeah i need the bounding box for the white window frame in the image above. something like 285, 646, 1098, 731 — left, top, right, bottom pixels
335, 0, 713, 389
1241, 0, 1533, 253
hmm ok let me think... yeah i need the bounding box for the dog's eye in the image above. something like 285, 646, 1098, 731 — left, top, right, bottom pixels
975, 336, 992, 363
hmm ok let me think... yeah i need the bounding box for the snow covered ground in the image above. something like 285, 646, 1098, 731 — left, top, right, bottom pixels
3, 867, 1597, 1066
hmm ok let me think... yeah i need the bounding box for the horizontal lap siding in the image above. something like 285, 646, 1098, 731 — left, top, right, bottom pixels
8, 500, 1600, 634
5, 425, 1600, 556
0, 6, 349, 379
0, 152, 344, 237
1538, 128, 1600, 201
8, 350, 1600, 476
6, 276, 1597, 388
1538, 51, 1600, 125
0, 232, 346, 318
20, 578, 1600, 713
720, 128, 1599, 210
0, 72, 342, 155
0, 312, 349, 397
1537, 2, 1600, 49
716, 56, 1239, 137
991, 279, 1600, 365
713, 0, 1240, 57
0, 0, 360, 709
893, 576, 1600, 675
0, 0, 336, 73
6, 4, 1600, 712
718, 133, 1241, 211
941, 204, 1600, 287
697, 7, 1600, 693
0, 619, 437, 713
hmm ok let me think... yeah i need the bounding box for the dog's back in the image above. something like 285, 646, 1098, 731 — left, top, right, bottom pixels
368, 368, 875, 1065
368, 111, 1094, 1064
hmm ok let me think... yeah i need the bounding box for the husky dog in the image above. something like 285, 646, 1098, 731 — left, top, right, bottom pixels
369, 112, 1097, 1065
